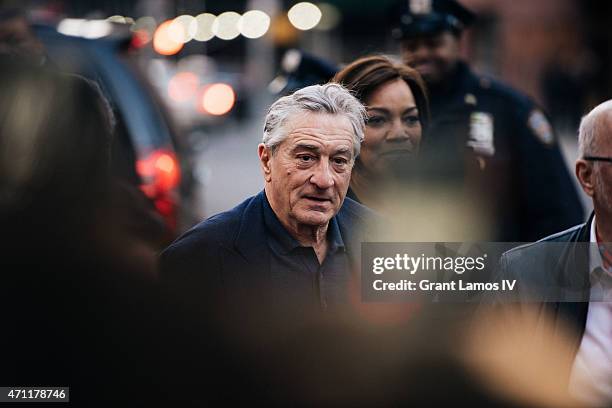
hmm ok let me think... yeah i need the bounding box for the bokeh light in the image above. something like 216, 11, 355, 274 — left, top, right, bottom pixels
170, 15, 197, 43
212, 12, 241, 40
107, 15, 128, 24
194, 13, 216, 41
58, 19, 113, 39
238, 10, 271, 39
288, 2, 322, 31
199, 83, 236, 116
153, 20, 184, 56
168, 72, 200, 103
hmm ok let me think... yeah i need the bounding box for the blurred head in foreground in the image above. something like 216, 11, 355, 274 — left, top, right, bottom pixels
0, 60, 112, 238
333, 55, 429, 210
0, 59, 160, 273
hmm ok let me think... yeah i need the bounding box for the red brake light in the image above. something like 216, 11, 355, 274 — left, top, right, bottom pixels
136, 150, 180, 194
136, 149, 181, 232
130, 29, 151, 49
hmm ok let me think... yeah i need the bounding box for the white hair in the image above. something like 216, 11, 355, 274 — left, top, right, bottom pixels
578, 99, 612, 157
262, 83, 366, 157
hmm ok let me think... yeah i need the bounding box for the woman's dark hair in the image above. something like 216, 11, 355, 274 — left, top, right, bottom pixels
332, 55, 430, 131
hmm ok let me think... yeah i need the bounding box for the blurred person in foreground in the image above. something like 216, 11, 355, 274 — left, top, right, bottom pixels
394, 0, 583, 241
331, 55, 429, 212
0, 60, 244, 405
161, 84, 379, 312
0, 59, 157, 400
493, 100, 612, 406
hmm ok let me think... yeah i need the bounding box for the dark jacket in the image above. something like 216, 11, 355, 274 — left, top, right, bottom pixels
495, 213, 593, 354
421, 61, 584, 241
160, 190, 379, 311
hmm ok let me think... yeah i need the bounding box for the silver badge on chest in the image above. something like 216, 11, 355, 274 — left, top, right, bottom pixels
467, 112, 495, 157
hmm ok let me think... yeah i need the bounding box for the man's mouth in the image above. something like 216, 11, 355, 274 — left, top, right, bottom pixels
413, 60, 437, 73
303, 195, 332, 203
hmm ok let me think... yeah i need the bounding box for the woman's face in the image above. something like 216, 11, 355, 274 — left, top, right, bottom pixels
359, 78, 422, 175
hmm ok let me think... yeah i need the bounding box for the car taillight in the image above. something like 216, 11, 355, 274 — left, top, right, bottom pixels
136, 149, 181, 232
130, 29, 151, 49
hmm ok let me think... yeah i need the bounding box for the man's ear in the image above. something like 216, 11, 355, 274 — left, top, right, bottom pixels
575, 159, 595, 197
258, 144, 272, 182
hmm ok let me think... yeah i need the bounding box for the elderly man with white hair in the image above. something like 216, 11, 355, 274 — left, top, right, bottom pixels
161, 83, 377, 312
496, 100, 612, 406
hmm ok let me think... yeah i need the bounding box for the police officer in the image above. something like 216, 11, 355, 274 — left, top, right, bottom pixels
394, 0, 584, 241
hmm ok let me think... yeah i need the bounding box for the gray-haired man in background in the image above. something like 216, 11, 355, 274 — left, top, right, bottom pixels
496, 100, 612, 406
161, 84, 377, 312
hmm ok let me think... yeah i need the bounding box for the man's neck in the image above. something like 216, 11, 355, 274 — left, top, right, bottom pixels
290, 222, 328, 248
265, 187, 329, 256
595, 212, 612, 243
290, 222, 329, 264
426, 61, 464, 99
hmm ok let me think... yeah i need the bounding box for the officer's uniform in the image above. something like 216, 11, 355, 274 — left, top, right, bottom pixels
396, 0, 584, 241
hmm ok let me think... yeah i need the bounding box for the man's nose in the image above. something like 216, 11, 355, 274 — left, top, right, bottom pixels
310, 160, 335, 189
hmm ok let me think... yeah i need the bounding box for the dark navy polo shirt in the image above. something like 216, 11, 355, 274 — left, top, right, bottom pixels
262, 192, 351, 310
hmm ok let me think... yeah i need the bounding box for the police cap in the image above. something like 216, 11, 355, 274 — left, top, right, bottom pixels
392, 0, 476, 39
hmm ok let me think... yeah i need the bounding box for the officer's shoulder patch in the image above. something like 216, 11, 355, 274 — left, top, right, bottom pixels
527, 110, 555, 146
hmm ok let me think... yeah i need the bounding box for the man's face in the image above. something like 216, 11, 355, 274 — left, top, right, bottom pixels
400, 31, 461, 85
592, 118, 612, 216
259, 112, 355, 229
577, 114, 612, 220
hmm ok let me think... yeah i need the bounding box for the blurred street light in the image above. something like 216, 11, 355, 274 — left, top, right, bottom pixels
170, 15, 197, 43
199, 83, 236, 115
288, 2, 321, 31
153, 20, 184, 56
57, 19, 113, 39
238, 10, 271, 39
212, 12, 241, 40
194, 13, 216, 41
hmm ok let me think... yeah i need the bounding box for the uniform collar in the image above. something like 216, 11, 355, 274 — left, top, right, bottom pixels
427, 60, 474, 106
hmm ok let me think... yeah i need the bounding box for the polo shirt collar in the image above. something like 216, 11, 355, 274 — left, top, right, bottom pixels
262, 191, 345, 255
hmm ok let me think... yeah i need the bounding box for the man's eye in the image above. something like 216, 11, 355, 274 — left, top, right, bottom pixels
298, 155, 315, 162
333, 157, 348, 165
366, 116, 385, 126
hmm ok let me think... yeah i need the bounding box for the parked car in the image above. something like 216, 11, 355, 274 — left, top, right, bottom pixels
34, 23, 189, 241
